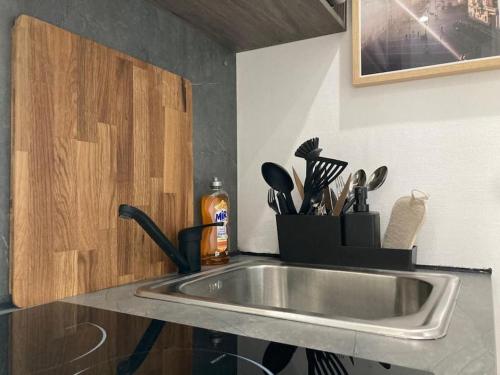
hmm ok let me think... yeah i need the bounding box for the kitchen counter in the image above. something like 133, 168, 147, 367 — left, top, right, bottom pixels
64, 255, 497, 374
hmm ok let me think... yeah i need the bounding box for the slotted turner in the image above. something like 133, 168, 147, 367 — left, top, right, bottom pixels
299, 156, 348, 214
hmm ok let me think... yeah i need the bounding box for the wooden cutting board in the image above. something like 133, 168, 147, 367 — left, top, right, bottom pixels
10, 15, 193, 307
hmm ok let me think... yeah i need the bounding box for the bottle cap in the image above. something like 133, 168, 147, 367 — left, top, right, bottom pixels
211, 177, 223, 189
353, 186, 369, 212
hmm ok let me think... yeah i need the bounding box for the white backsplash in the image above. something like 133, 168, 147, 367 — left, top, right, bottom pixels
236, 30, 500, 362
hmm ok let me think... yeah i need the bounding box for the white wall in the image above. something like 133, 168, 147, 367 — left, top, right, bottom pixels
237, 20, 500, 362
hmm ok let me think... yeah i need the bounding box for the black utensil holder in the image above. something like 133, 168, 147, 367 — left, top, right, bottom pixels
276, 215, 416, 271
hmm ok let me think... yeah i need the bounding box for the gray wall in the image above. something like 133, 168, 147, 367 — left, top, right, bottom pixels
0, 0, 237, 304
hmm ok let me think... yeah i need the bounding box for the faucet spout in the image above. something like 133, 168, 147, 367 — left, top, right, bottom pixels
119, 204, 191, 273
118, 204, 224, 274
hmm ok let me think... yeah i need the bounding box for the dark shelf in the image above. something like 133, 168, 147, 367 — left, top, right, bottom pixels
151, 0, 346, 52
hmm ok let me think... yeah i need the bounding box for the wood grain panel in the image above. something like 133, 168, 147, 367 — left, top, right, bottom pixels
10, 15, 193, 307
132, 65, 151, 206
151, 0, 346, 52
53, 136, 77, 252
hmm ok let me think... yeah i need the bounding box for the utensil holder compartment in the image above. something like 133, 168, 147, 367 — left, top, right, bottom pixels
276, 215, 416, 271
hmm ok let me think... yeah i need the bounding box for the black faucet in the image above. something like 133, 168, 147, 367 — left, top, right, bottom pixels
118, 204, 223, 274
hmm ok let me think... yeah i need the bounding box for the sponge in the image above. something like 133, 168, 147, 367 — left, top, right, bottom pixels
383, 190, 429, 250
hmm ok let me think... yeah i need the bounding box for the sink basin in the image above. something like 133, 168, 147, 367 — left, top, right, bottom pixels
136, 261, 460, 339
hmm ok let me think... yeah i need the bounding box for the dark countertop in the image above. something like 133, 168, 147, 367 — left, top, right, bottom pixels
1, 300, 440, 374
59, 255, 497, 375
0, 255, 495, 374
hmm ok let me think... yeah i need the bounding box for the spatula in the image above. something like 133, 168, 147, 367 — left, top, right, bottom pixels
299, 157, 348, 214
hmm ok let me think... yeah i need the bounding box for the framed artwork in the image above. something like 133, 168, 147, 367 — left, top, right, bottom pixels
352, 0, 500, 86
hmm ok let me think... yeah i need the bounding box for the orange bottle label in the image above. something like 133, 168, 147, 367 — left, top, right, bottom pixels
201, 192, 229, 263
214, 200, 228, 253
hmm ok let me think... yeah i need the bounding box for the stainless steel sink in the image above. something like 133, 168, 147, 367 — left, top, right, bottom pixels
136, 261, 460, 339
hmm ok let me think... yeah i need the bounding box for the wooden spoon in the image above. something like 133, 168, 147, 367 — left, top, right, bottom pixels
292, 167, 304, 200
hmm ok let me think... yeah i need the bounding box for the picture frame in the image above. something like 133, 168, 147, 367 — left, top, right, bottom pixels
352, 0, 500, 86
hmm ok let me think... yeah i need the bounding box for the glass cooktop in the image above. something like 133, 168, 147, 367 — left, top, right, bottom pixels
0, 302, 432, 374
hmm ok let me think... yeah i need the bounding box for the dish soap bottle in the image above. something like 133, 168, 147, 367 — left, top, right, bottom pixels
342, 186, 381, 248
201, 177, 230, 265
